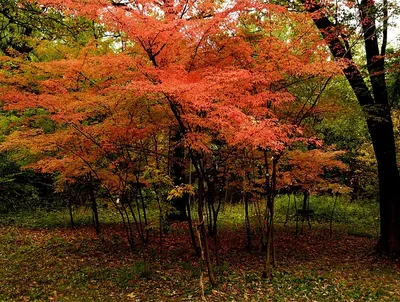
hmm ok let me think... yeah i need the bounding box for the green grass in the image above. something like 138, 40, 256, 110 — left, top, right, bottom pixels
214, 195, 379, 237
277, 194, 380, 236
0, 195, 380, 238
0, 206, 122, 228
0, 196, 398, 302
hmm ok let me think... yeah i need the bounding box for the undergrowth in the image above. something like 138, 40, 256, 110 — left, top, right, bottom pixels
0, 195, 380, 238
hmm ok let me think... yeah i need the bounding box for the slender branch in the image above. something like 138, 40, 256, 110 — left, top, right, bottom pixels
381, 0, 388, 56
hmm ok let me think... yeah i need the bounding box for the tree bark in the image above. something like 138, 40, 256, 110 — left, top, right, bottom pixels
198, 178, 217, 286
68, 197, 74, 228
170, 129, 189, 221
187, 196, 201, 257
304, 0, 400, 255
88, 174, 100, 236
244, 192, 252, 251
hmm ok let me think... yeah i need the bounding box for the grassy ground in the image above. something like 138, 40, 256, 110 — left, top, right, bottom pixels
0, 197, 399, 301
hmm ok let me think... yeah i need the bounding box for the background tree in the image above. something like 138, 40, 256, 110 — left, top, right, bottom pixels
302, 0, 400, 255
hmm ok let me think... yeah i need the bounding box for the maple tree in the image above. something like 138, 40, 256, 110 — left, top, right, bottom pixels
0, 0, 356, 286
279, 149, 349, 195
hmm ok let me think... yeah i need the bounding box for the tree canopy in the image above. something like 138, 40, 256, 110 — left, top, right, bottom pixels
0, 0, 399, 289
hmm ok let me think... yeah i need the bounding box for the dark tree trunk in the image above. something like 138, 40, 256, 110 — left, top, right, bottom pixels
263, 152, 278, 278
304, 0, 400, 255
302, 190, 309, 212
186, 195, 201, 257
170, 129, 188, 221
369, 107, 400, 254
88, 175, 101, 235
207, 179, 221, 266
137, 186, 149, 244
244, 192, 252, 251
198, 178, 217, 286
68, 197, 74, 228
207, 180, 216, 236
330, 194, 338, 238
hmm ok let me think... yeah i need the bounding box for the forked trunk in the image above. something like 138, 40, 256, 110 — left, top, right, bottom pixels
198, 179, 217, 286
304, 0, 400, 256
187, 197, 201, 257
263, 153, 277, 278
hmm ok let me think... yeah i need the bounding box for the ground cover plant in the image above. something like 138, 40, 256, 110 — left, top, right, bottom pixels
1, 200, 399, 301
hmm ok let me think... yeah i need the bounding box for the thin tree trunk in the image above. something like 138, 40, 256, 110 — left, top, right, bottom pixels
153, 190, 164, 266
198, 179, 217, 287
109, 192, 135, 249
137, 186, 149, 244
302, 190, 309, 211
187, 160, 201, 256
122, 202, 136, 249
244, 192, 252, 251
88, 175, 100, 236
264, 216, 274, 277
133, 192, 145, 241
187, 196, 201, 256
212, 209, 220, 266
284, 194, 291, 227
294, 193, 299, 237
127, 200, 141, 241
330, 194, 338, 238
208, 180, 220, 266
263, 154, 278, 278
196, 223, 207, 302
123, 202, 136, 248
255, 199, 266, 251
68, 198, 74, 228
170, 129, 188, 221
207, 197, 213, 235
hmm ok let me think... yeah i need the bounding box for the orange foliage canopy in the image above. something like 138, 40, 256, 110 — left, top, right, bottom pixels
279, 149, 350, 194
0, 0, 344, 193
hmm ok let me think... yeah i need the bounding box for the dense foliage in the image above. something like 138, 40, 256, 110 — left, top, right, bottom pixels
0, 0, 399, 296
